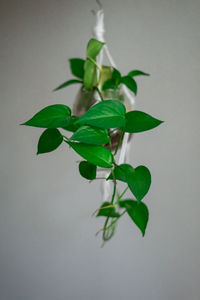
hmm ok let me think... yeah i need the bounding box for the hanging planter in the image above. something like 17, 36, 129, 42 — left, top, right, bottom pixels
21, 5, 164, 246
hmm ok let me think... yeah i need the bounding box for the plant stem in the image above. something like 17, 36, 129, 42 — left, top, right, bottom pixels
95, 87, 104, 101
114, 131, 124, 156
118, 186, 129, 200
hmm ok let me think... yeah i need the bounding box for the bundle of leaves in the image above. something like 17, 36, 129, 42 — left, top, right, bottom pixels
21, 39, 163, 244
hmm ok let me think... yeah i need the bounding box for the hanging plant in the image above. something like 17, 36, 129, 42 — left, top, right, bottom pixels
21, 37, 163, 245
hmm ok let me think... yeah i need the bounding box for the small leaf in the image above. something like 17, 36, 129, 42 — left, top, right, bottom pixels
66, 141, 113, 168
127, 166, 151, 201
21, 104, 71, 128
83, 59, 97, 90
69, 58, 85, 79
102, 68, 121, 90
53, 79, 83, 91
37, 128, 63, 154
121, 76, 137, 95
119, 199, 149, 236
79, 161, 96, 180
62, 116, 80, 132
107, 164, 134, 182
86, 38, 104, 59
128, 70, 150, 77
125, 110, 164, 133
97, 202, 120, 218
70, 125, 110, 145
76, 100, 126, 129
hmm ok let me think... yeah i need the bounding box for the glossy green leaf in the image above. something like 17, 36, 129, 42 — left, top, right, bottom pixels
76, 100, 126, 129
70, 125, 110, 145
119, 199, 149, 236
66, 141, 113, 168
125, 110, 164, 133
97, 202, 120, 218
128, 70, 150, 77
127, 166, 151, 201
102, 68, 121, 90
86, 38, 104, 59
79, 161, 96, 180
69, 58, 85, 79
53, 79, 83, 91
107, 163, 134, 182
83, 59, 97, 90
21, 104, 71, 128
121, 76, 137, 95
62, 116, 80, 132
37, 128, 63, 154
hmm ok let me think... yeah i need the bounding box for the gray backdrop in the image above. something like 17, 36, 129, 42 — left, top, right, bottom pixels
1, 0, 200, 299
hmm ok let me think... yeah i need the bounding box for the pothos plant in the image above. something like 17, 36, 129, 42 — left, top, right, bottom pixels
21, 39, 163, 244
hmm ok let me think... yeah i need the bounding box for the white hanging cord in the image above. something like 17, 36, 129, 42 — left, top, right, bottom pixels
92, 3, 135, 201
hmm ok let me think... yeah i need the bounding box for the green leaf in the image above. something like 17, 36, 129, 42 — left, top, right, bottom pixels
128, 70, 150, 77
21, 104, 71, 128
66, 141, 113, 168
62, 116, 80, 132
69, 58, 85, 79
125, 110, 164, 133
83, 59, 97, 90
53, 79, 83, 91
70, 125, 110, 145
97, 202, 120, 218
86, 38, 104, 59
119, 199, 149, 236
76, 100, 126, 129
79, 161, 96, 180
121, 76, 137, 95
107, 163, 134, 182
127, 166, 151, 201
37, 128, 63, 154
102, 68, 121, 90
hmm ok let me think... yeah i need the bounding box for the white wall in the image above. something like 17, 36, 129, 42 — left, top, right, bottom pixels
0, 0, 200, 299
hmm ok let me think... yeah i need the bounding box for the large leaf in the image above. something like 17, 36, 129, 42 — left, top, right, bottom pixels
83, 59, 97, 90
66, 141, 113, 168
69, 58, 85, 79
76, 100, 126, 129
127, 166, 151, 201
121, 76, 137, 95
62, 116, 80, 132
53, 79, 83, 91
70, 125, 110, 145
86, 38, 104, 59
119, 199, 149, 236
107, 163, 134, 182
79, 161, 96, 180
22, 104, 71, 128
128, 70, 150, 77
97, 202, 120, 218
125, 110, 164, 133
37, 128, 63, 154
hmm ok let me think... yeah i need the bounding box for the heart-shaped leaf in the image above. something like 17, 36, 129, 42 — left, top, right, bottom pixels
121, 76, 137, 95
83, 59, 97, 90
107, 163, 134, 182
76, 100, 126, 129
37, 128, 63, 154
102, 68, 121, 90
53, 79, 83, 91
127, 166, 151, 201
97, 202, 120, 218
119, 199, 149, 236
21, 104, 71, 128
79, 161, 96, 180
69, 58, 85, 79
86, 38, 104, 59
66, 141, 113, 168
128, 70, 150, 77
70, 125, 110, 145
125, 110, 164, 133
